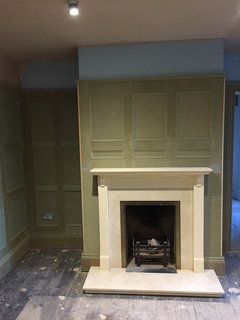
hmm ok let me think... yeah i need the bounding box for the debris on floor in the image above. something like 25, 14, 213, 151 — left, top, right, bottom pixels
228, 287, 240, 294
39, 267, 46, 271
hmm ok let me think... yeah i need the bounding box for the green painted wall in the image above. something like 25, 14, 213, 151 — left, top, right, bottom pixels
23, 90, 82, 248
78, 76, 225, 269
0, 86, 29, 280
0, 167, 5, 253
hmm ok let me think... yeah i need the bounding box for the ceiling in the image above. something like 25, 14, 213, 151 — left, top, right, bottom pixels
1, 0, 240, 63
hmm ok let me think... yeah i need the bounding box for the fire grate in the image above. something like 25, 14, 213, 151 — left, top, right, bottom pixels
132, 236, 174, 267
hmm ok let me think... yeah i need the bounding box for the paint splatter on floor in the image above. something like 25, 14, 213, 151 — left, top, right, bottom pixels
0, 250, 240, 319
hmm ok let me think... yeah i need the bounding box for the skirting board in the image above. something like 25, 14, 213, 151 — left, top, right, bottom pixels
81, 254, 100, 272
0, 235, 30, 281
30, 234, 83, 249
204, 256, 225, 276
83, 267, 224, 297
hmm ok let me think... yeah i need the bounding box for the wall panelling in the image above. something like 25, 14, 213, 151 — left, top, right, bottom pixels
78, 76, 225, 271
23, 90, 82, 248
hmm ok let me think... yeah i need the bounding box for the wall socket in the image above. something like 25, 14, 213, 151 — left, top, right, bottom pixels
42, 212, 55, 221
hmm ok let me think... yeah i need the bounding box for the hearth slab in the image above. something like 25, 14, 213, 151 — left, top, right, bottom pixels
83, 267, 224, 297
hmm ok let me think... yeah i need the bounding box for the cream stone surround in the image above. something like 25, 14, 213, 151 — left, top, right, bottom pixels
91, 167, 213, 273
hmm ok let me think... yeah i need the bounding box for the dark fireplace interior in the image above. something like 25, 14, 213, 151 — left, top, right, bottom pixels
120, 201, 180, 269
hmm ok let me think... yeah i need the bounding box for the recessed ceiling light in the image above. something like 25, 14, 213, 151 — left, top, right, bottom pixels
68, 0, 79, 16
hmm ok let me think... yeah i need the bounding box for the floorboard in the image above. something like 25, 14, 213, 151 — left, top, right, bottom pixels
0, 250, 240, 319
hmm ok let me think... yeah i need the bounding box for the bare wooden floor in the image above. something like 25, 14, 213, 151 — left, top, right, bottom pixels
0, 250, 240, 320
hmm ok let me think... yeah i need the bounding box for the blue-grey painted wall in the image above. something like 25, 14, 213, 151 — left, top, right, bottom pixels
233, 102, 240, 200
224, 54, 240, 200
78, 40, 224, 79
21, 61, 78, 89
224, 53, 240, 81
21, 40, 227, 89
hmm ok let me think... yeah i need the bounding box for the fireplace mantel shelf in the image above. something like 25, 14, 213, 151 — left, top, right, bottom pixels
90, 167, 213, 176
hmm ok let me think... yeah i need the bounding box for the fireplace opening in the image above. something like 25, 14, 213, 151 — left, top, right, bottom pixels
120, 201, 180, 272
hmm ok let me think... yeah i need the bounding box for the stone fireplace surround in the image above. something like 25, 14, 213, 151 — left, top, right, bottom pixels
83, 167, 224, 296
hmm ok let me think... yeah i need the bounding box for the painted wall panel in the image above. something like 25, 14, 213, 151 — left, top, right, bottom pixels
0, 203, 6, 252
23, 91, 82, 248
0, 100, 21, 143
64, 192, 82, 225
3, 149, 24, 192
61, 102, 79, 140
175, 92, 212, 159
176, 92, 212, 139
36, 191, 59, 227
78, 77, 224, 262
90, 96, 124, 141
133, 94, 167, 140
0, 86, 28, 278
33, 147, 56, 185
62, 147, 80, 185
30, 103, 54, 141
7, 195, 26, 241
0, 166, 5, 252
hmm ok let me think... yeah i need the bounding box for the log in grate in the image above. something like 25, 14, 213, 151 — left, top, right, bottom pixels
132, 236, 174, 267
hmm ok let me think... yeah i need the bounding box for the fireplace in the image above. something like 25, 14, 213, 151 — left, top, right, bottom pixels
96, 167, 208, 272
120, 201, 180, 270
83, 167, 224, 296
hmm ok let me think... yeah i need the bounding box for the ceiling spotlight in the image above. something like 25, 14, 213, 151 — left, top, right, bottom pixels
68, 0, 79, 16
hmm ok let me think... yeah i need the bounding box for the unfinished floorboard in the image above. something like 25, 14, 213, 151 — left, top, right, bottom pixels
0, 250, 240, 319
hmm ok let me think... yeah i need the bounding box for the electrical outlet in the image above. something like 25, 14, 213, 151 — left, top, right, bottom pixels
42, 212, 55, 221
